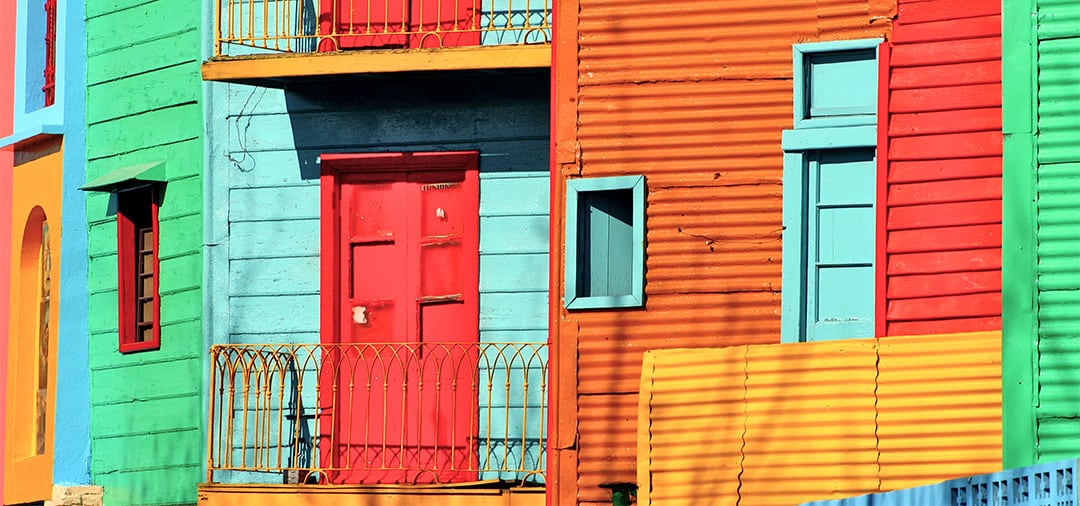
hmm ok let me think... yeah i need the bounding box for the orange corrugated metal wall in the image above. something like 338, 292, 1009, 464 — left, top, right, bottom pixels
638, 332, 1002, 506
552, 1, 895, 504
882, 0, 1003, 335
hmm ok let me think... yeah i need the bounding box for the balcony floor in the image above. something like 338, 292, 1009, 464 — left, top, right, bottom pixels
202, 44, 551, 85
198, 483, 545, 506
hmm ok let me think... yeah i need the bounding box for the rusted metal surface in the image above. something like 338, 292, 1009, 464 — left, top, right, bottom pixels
554, 0, 894, 501
637, 332, 1001, 505
882, 0, 1002, 335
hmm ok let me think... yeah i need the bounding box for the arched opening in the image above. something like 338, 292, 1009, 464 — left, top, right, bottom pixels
15, 206, 51, 458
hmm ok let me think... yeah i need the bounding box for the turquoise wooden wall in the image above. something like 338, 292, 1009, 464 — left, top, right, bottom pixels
84, 0, 204, 503
205, 72, 550, 482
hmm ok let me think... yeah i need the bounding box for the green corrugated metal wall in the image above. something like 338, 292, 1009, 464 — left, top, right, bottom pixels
1033, 0, 1080, 462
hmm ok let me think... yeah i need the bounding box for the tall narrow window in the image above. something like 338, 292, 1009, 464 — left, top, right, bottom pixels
42, 0, 57, 106
118, 186, 161, 352
781, 38, 881, 343
35, 220, 50, 455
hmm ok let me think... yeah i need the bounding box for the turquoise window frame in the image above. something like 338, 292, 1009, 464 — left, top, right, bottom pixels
793, 38, 882, 130
782, 38, 882, 344
564, 175, 646, 310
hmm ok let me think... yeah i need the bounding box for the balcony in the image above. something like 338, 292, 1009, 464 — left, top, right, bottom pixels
204, 0, 552, 82
204, 342, 547, 493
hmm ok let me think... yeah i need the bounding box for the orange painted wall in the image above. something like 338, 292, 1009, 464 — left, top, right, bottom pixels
550, 1, 895, 503
638, 332, 1002, 505
4, 142, 63, 505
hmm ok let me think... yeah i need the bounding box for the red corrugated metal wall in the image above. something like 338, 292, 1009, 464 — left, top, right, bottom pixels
883, 0, 1002, 336
551, 1, 895, 503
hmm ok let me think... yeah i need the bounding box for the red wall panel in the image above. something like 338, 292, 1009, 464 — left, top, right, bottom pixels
882, 0, 1003, 335
0, 0, 17, 486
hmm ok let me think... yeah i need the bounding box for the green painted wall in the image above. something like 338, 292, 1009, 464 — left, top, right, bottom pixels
84, 0, 203, 503
1003, 0, 1080, 468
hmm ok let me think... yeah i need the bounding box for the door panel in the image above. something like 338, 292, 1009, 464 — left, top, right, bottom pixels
321, 167, 478, 484
806, 148, 876, 342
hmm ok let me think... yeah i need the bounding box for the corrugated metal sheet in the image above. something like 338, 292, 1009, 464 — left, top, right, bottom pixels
577, 394, 640, 503
562, 0, 892, 502
639, 333, 1001, 506
1034, 0, 1080, 464
884, 0, 1003, 335
740, 341, 879, 506
638, 347, 744, 506
876, 332, 1002, 490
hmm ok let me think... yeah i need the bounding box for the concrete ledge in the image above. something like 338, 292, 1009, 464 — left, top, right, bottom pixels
46, 485, 104, 506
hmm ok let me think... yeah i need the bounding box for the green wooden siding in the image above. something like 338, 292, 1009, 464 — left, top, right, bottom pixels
84, 0, 203, 502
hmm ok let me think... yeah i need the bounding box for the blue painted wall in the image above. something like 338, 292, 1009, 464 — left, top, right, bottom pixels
54, 0, 90, 486
205, 71, 549, 483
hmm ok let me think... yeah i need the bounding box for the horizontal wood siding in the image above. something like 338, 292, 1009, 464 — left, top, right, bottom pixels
84, 0, 204, 503
883, 0, 1003, 336
557, 0, 893, 502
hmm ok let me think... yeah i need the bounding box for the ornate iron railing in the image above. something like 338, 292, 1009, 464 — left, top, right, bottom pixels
207, 342, 547, 485
213, 0, 551, 56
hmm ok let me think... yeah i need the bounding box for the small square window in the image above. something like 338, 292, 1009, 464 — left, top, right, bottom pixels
792, 38, 881, 129
117, 185, 161, 353
565, 175, 645, 310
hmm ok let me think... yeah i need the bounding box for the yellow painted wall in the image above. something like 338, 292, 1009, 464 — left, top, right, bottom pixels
638, 332, 1002, 506
5, 140, 63, 505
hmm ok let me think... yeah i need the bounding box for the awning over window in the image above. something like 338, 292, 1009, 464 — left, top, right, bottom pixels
79, 161, 166, 192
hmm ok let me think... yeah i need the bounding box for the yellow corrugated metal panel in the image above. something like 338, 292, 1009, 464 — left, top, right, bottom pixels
876, 331, 1002, 490
740, 341, 880, 506
577, 393, 640, 503
638, 347, 746, 506
637, 333, 1002, 506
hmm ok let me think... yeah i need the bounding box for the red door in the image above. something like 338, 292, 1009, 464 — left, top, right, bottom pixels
319, 159, 479, 485
318, 0, 480, 50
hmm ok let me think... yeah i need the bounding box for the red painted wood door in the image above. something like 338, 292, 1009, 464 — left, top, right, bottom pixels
318, 0, 480, 50
322, 168, 479, 484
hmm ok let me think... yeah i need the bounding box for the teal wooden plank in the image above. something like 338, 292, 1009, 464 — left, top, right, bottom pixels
87, 220, 118, 257
88, 290, 120, 331
479, 292, 547, 331
479, 215, 548, 254
87, 63, 201, 123
87, 104, 201, 158
86, 0, 198, 56
91, 430, 202, 472
157, 176, 203, 221
89, 320, 202, 368
159, 253, 202, 294
86, 30, 200, 85
229, 185, 320, 222
479, 330, 547, 343
227, 332, 321, 345
95, 462, 201, 506
229, 219, 320, 259
86, 140, 203, 182
159, 288, 202, 325
90, 356, 200, 403
479, 253, 548, 293
229, 294, 320, 334
479, 175, 549, 216
158, 213, 202, 258
91, 393, 200, 435
229, 257, 320, 296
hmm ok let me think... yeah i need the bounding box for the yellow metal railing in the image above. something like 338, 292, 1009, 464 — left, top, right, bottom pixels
213, 0, 551, 56
207, 342, 548, 485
